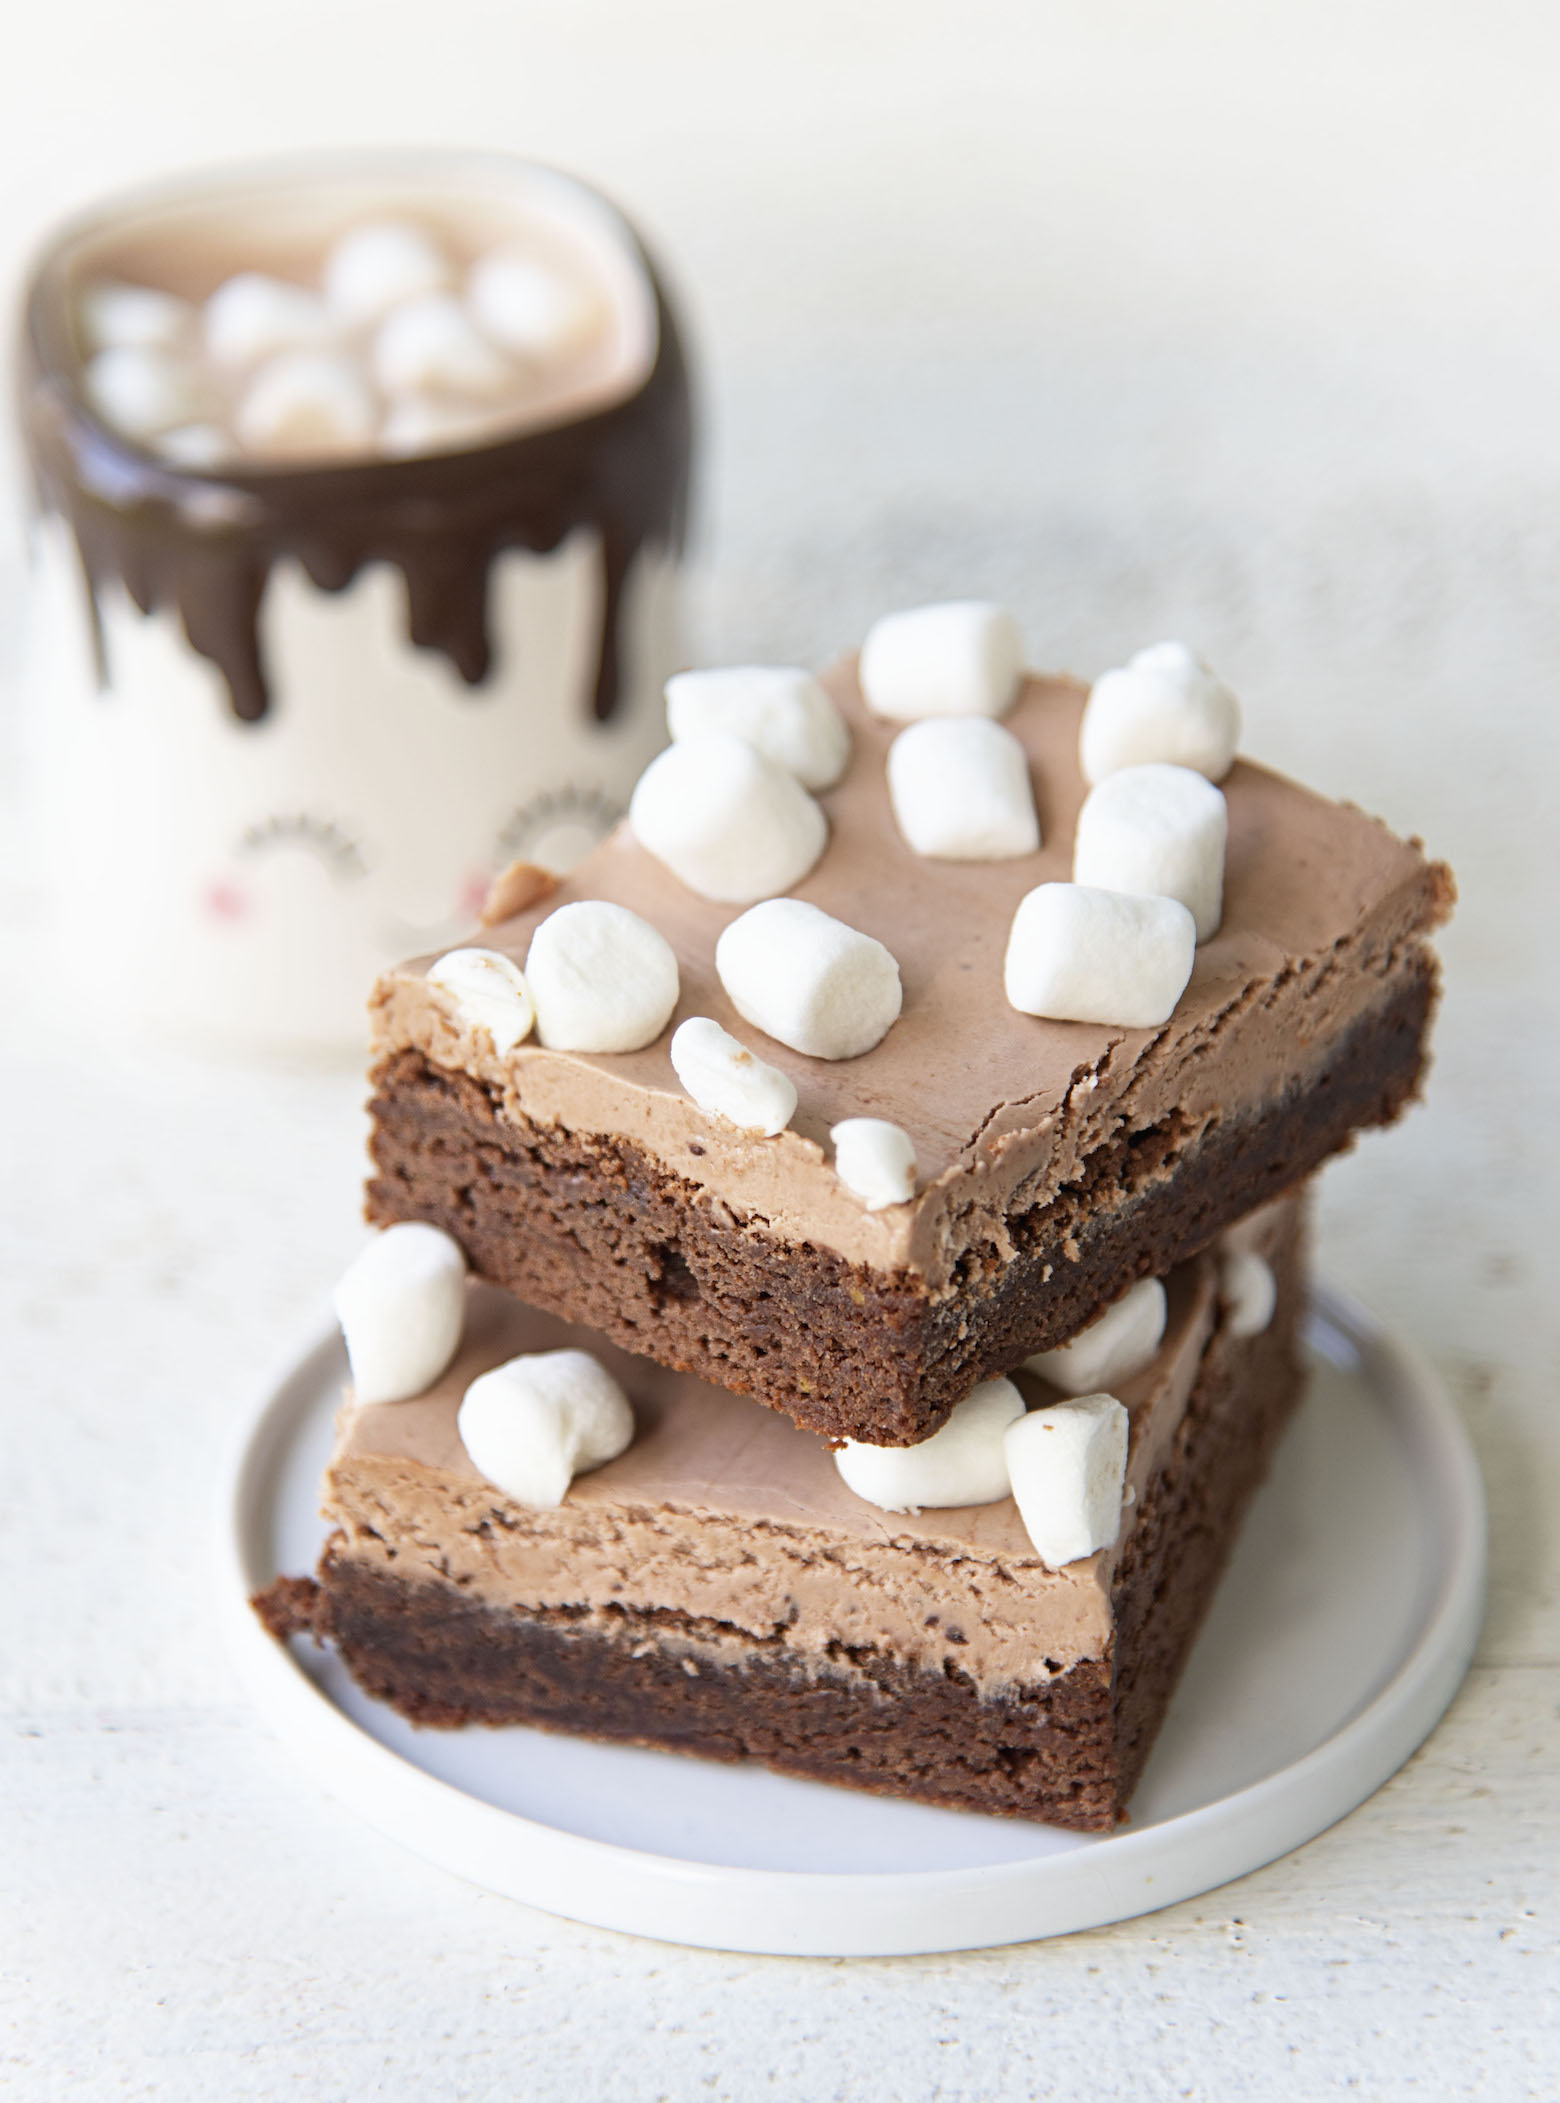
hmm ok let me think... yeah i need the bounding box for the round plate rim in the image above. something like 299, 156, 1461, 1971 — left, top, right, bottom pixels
218, 1280, 1487, 1957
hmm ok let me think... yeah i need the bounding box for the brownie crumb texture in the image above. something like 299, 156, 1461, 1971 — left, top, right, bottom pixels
251, 1574, 324, 1642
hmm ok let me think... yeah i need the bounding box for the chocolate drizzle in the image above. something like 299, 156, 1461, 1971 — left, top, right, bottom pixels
19, 210, 691, 725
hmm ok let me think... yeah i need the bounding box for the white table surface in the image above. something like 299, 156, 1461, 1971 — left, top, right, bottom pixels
2, 5, 1556, 2096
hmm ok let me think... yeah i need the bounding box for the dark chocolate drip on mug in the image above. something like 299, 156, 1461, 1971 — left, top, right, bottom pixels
19, 247, 691, 726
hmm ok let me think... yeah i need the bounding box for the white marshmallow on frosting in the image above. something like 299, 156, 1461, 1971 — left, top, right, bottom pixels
1004, 883, 1196, 1029
1072, 763, 1228, 942
859, 601, 1024, 722
831, 1118, 917, 1210
79, 280, 191, 353
629, 732, 827, 904
1220, 1249, 1277, 1337
84, 345, 202, 440
204, 273, 331, 366
426, 946, 535, 1054
836, 1378, 1025, 1513
468, 252, 604, 361
1080, 641, 1241, 786
334, 1221, 468, 1405
887, 716, 1040, 861
1004, 1392, 1130, 1567
235, 351, 377, 458
716, 899, 902, 1060
324, 221, 451, 324
1027, 1276, 1167, 1395
458, 1348, 635, 1510
670, 1017, 797, 1136
525, 899, 680, 1053
373, 294, 511, 400
665, 667, 852, 793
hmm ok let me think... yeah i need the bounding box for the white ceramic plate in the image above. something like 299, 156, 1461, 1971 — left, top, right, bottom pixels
221, 1284, 1485, 1956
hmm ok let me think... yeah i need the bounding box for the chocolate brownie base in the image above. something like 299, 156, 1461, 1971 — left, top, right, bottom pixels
257, 1228, 1306, 1831
365, 952, 1427, 1444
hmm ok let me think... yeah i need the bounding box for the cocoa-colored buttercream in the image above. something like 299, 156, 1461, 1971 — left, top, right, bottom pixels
370, 666, 1451, 1286
18, 163, 692, 723
323, 1198, 1298, 1698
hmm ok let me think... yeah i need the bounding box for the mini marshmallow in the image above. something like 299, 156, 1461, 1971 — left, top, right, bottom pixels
886, 716, 1040, 861
1004, 1392, 1129, 1567
79, 280, 190, 353
204, 273, 331, 366
468, 252, 604, 360
154, 424, 230, 469
858, 601, 1024, 722
665, 667, 852, 792
84, 346, 201, 440
426, 946, 535, 1054
670, 1017, 797, 1136
458, 1349, 634, 1509
334, 1221, 468, 1405
716, 899, 902, 1060
234, 351, 377, 459
831, 1118, 917, 1210
629, 732, 827, 904
1080, 641, 1241, 785
836, 1378, 1024, 1513
1004, 883, 1196, 1029
1221, 1249, 1277, 1338
1072, 763, 1228, 941
525, 900, 680, 1053
324, 221, 451, 324
381, 393, 497, 457
1027, 1276, 1167, 1395
373, 294, 511, 400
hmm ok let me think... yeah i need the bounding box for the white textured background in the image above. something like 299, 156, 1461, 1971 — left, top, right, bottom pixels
3, 5, 1558, 2097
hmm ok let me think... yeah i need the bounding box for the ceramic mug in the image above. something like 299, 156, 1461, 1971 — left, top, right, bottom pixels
18, 151, 693, 1054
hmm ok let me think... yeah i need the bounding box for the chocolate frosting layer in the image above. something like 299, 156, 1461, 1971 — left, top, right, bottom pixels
371, 665, 1452, 1284
18, 162, 692, 723
324, 1198, 1298, 1695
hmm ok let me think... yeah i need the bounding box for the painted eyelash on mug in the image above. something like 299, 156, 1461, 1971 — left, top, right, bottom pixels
238, 813, 368, 879
494, 784, 622, 874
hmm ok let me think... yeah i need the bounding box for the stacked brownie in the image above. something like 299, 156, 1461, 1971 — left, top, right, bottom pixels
257, 609, 1453, 1831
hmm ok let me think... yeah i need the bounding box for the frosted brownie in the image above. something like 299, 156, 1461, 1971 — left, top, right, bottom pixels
256, 1198, 1307, 1832
364, 655, 1449, 1444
